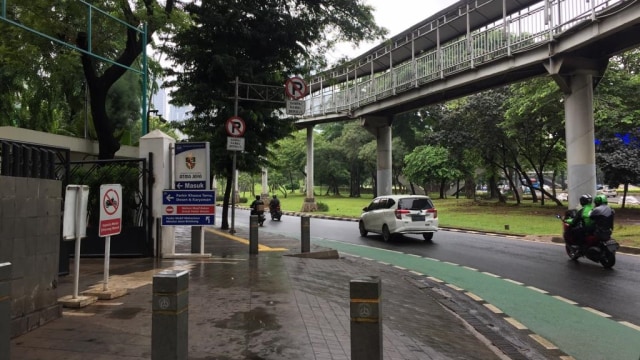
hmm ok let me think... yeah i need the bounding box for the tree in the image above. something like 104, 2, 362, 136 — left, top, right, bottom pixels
503, 78, 566, 205
596, 134, 640, 208
593, 50, 640, 199
1, 1, 184, 157
404, 145, 462, 199
75, 1, 181, 159
164, 0, 385, 229
269, 130, 308, 196
333, 121, 374, 197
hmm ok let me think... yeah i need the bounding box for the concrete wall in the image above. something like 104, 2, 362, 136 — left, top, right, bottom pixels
0, 176, 62, 338
1, 126, 139, 160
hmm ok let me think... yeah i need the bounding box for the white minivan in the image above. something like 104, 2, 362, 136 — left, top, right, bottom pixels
359, 195, 439, 242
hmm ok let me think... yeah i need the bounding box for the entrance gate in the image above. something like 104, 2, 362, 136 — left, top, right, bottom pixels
0, 139, 153, 275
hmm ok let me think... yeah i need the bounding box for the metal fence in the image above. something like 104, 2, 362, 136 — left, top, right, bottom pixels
304, 0, 624, 117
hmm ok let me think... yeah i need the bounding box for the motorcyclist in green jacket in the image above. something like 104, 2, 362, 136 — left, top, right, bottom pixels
566, 194, 594, 243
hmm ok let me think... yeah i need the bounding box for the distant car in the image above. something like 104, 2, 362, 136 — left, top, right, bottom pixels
359, 195, 438, 242
598, 186, 617, 198
556, 193, 569, 201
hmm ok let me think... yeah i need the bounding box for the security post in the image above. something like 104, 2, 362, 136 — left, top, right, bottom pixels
350, 276, 382, 360
152, 269, 189, 360
301, 216, 310, 253
0, 262, 10, 360
249, 215, 259, 255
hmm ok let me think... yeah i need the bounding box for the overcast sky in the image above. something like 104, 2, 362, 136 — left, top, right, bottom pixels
327, 0, 459, 61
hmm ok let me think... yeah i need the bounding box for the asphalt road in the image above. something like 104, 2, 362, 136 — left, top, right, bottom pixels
228, 208, 640, 359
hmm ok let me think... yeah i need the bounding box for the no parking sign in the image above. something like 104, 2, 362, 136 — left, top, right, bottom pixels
99, 184, 122, 237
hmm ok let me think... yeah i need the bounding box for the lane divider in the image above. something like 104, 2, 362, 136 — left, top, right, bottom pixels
331, 245, 640, 360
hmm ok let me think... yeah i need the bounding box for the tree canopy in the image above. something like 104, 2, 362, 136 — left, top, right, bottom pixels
163, 0, 385, 228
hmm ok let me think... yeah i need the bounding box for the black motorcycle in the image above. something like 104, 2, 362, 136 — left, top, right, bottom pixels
252, 204, 266, 226
270, 204, 282, 221
557, 212, 619, 269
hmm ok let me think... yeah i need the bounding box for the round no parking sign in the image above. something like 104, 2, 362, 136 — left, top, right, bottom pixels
99, 184, 122, 237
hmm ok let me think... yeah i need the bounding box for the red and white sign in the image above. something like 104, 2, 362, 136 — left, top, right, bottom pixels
225, 116, 246, 137
177, 205, 215, 214
99, 184, 122, 237
285, 76, 308, 100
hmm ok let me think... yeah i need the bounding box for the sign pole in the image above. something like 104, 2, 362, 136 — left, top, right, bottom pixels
72, 186, 88, 299
200, 227, 205, 255
230, 77, 239, 234
73, 233, 81, 299
103, 236, 111, 291
98, 184, 122, 294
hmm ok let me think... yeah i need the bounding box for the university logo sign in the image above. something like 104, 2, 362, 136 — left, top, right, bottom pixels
185, 153, 196, 169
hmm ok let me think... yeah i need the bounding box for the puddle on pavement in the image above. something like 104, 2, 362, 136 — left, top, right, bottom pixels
106, 307, 144, 319
213, 307, 281, 332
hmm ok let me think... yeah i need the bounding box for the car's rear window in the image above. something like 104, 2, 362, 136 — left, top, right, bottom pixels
398, 198, 433, 210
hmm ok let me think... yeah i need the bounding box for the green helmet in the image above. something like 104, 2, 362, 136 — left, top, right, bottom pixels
594, 194, 608, 206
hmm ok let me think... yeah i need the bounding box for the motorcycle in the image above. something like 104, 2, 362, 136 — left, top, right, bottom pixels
252, 204, 266, 226
270, 204, 282, 221
557, 210, 619, 269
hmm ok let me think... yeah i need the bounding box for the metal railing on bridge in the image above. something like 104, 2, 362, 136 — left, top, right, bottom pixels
303, 0, 625, 118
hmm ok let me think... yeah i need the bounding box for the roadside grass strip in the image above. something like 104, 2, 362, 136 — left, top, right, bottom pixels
313, 238, 640, 360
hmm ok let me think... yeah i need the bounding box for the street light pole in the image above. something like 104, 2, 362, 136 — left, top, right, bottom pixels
230, 77, 239, 234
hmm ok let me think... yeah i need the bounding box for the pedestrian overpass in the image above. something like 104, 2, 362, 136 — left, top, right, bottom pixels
294, 0, 640, 210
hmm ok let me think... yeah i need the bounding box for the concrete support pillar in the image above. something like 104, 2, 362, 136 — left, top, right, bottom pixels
152, 270, 189, 360
302, 125, 318, 211
140, 130, 176, 257
546, 57, 606, 209
0, 263, 10, 360
261, 167, 269, 200
564, 72, 597, 209
350, 276, 382, 360
362, 116, 393, 196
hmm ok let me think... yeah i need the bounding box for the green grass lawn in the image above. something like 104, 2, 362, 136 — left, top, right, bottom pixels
270, 192, 640, 248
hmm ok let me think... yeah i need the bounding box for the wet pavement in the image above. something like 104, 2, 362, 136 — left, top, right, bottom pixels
9, 225, 552, 359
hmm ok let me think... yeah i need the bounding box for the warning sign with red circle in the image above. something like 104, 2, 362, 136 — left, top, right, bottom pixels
225, 116, 246, 137
285, 76, 308, 100
99, 184, 122, 237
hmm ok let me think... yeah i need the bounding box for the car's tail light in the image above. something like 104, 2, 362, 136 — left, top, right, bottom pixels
427, 208, 437, 218
395, 209, 410, 219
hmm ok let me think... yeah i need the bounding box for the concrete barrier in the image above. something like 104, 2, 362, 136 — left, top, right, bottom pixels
301, 216, 310, 253
0, 262, 11, 360
152, 269, 189, 360
350, 276, 382, 360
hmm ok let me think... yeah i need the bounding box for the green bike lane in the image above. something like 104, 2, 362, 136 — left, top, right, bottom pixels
313, 238, 640, 360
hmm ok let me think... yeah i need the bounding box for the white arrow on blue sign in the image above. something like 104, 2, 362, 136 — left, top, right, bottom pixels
162, 190, 216, 226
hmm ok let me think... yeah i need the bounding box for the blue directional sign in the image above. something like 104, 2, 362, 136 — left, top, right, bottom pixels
162, 190, 216, 226
162, 215, 215, 226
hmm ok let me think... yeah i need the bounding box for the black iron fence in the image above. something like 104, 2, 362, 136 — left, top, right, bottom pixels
66, 157, 153, 257
0, 139, 69, 180
1, 138, 154, 275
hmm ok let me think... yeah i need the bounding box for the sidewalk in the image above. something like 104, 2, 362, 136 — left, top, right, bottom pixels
10, 225, 550, 360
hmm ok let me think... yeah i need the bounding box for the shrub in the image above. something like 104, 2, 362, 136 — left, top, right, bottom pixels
316, 201, 329, 212
285, 183, 300, 191
239, 197, 248, 203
